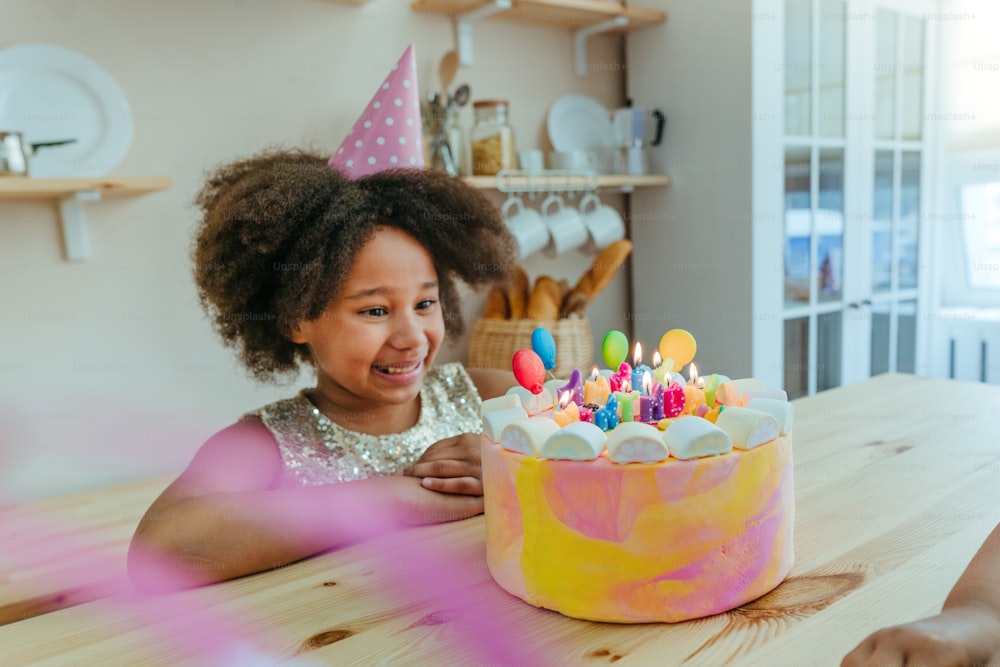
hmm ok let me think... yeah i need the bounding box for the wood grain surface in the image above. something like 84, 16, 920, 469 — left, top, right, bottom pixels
1, 374, 998, 666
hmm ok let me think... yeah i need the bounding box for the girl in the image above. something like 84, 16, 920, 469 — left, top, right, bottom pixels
841, 523, 1000, 666
128, 149, 517, 591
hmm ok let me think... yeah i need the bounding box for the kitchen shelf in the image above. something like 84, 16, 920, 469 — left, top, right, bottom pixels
463, 173, 669, 193
0, 176, 172, 261
411, 0, 666, 74
412, 0, 665, 31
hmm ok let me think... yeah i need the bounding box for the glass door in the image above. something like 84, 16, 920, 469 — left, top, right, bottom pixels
752, 0, 935, 398
780, 0, 849, 398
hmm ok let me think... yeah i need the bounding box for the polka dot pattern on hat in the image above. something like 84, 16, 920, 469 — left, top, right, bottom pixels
328, 44, 425, 178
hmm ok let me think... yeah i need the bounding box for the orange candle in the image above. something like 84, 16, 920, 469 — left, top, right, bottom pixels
554, 392, 580, 427
682, 385, 706, 415
583, 368, 612, 406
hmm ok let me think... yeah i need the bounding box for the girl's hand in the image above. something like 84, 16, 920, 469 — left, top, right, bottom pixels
841, 607, 1000, 667
378, 475, 483, 526
402, 433, 482, 496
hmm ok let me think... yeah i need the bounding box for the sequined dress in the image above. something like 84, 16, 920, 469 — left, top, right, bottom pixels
246, 363, 482, 487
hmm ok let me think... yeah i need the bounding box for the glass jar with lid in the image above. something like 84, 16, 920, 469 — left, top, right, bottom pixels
470, 100, 515, 176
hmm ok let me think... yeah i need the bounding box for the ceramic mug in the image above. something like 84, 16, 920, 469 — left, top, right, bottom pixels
540, 193, 589, 256
579, 193, 626, 251
502, 195, 549, 258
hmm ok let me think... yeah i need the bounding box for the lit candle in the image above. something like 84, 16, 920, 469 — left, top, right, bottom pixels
609, 362, 632, 393
583, 367, 612, 406
553, 391, 580, 427
650, 380, 665, 420
687, 362, 700, 386
639, 372, 655, 422
652, 350, 673, 386
614, 386, 639, 422
558, 368, 584, 406
682, 384, 707, 415
663, 381, 685, 418
631, 342, 651, 395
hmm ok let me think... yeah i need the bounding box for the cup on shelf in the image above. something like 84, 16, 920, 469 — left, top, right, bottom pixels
578, 192, 626, 252
502, 195, 549, 258
540, 192, 589, 257
548, 149, 599, 172
517, 149, 545, 172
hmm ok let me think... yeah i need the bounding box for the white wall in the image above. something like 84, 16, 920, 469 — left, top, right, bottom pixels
626, 0, 754, 378
0, 0, 630, 502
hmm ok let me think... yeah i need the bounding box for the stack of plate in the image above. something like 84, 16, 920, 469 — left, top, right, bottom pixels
546, 94, 614, 153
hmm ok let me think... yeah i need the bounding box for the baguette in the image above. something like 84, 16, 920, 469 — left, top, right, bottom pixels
483, 285, 509, 319
561, 240, 632, 316
526, 275, 562, 321
507, 266, 530, 319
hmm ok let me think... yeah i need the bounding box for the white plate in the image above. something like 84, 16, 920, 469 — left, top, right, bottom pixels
546, 94, 614, 152
0, 43, 133, 178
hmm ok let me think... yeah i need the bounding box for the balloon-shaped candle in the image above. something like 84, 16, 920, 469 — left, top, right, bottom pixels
659, 329, 697, 370
512, 349, 546, 394
602, 330, 629, 369
531, 327, 557, 371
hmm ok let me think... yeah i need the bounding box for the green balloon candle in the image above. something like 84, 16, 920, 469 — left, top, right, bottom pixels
602, 330, 629, 369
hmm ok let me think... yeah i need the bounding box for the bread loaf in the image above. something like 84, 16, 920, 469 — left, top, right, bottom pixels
483, 285, 509, 319
561, 240, 632, 317
507, 266, 530, 319
526, 275, 562, 321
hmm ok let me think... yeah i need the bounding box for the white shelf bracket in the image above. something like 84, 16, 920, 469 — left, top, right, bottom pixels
58, 190, 101, 261
455, 0, 512, 67
574, 16, 629, 77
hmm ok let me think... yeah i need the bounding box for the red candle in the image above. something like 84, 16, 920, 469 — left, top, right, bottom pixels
663, 382, 685, 418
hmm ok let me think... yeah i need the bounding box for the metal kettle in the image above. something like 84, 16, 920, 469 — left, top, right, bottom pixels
0, 131, 77, 176
611, 104, 666, 149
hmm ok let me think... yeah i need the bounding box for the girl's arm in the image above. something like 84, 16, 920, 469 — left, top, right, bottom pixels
128, 420, 482, 591
841, 522, 1000, 666
465, 367, 516, 401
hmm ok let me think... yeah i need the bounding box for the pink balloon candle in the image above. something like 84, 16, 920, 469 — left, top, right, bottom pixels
663, 382, 685, 418
609, 362, 632, 393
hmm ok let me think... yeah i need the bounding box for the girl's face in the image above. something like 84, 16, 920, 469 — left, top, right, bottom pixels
291, 227, 445, 409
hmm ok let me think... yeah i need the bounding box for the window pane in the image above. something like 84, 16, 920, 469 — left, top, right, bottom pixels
785, 146, 812, 305
875, 10, 897, 140
873, 150, 894, 293
871, 302, 891, 376
817, 310, 842, 391
785, 0, 812, 135
899, 151, 921, 290
818, 148, 844, 302
959, 182, 1000, 288
897, 299, 917, 373
819, 0, 846, 137
901, 15, 924, 141
784, 317, 809, 399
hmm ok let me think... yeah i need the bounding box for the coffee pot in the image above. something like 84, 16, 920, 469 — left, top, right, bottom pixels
611, 104, 665, 149
0, 132, 76, 177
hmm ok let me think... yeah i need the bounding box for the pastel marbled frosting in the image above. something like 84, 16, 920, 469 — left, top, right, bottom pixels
482, 433, 794, 623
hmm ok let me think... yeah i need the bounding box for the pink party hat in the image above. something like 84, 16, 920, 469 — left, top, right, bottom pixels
329, 44, 425, 178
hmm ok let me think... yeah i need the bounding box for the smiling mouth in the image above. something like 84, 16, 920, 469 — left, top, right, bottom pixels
372, 360, 422, 375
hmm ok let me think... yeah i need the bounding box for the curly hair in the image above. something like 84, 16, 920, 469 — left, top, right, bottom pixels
192, 148, 516, 383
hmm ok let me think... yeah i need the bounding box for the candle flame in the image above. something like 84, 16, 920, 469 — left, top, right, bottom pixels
622, 379, 632, 394
633, 342, 642, 366
591, 367, 600, 381
559, 390, 571, 410
652, 350, 661, 368
642, 371, 651, 392
689, 362, 699, 386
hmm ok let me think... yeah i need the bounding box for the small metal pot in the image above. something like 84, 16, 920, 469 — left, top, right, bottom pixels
0, 131, 77, 177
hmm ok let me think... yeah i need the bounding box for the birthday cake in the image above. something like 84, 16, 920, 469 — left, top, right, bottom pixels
480, 328, 795, 623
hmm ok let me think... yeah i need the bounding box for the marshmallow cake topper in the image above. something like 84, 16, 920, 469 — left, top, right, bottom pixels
328, 44, 425, 178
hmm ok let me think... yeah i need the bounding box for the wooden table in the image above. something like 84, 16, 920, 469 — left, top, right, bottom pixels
2, 374, 999, 666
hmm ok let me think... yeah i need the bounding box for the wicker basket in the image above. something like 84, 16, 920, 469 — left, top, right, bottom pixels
467, 317, 594, 378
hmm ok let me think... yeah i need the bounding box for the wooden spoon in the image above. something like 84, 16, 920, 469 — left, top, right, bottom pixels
438, 50, 459, 96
